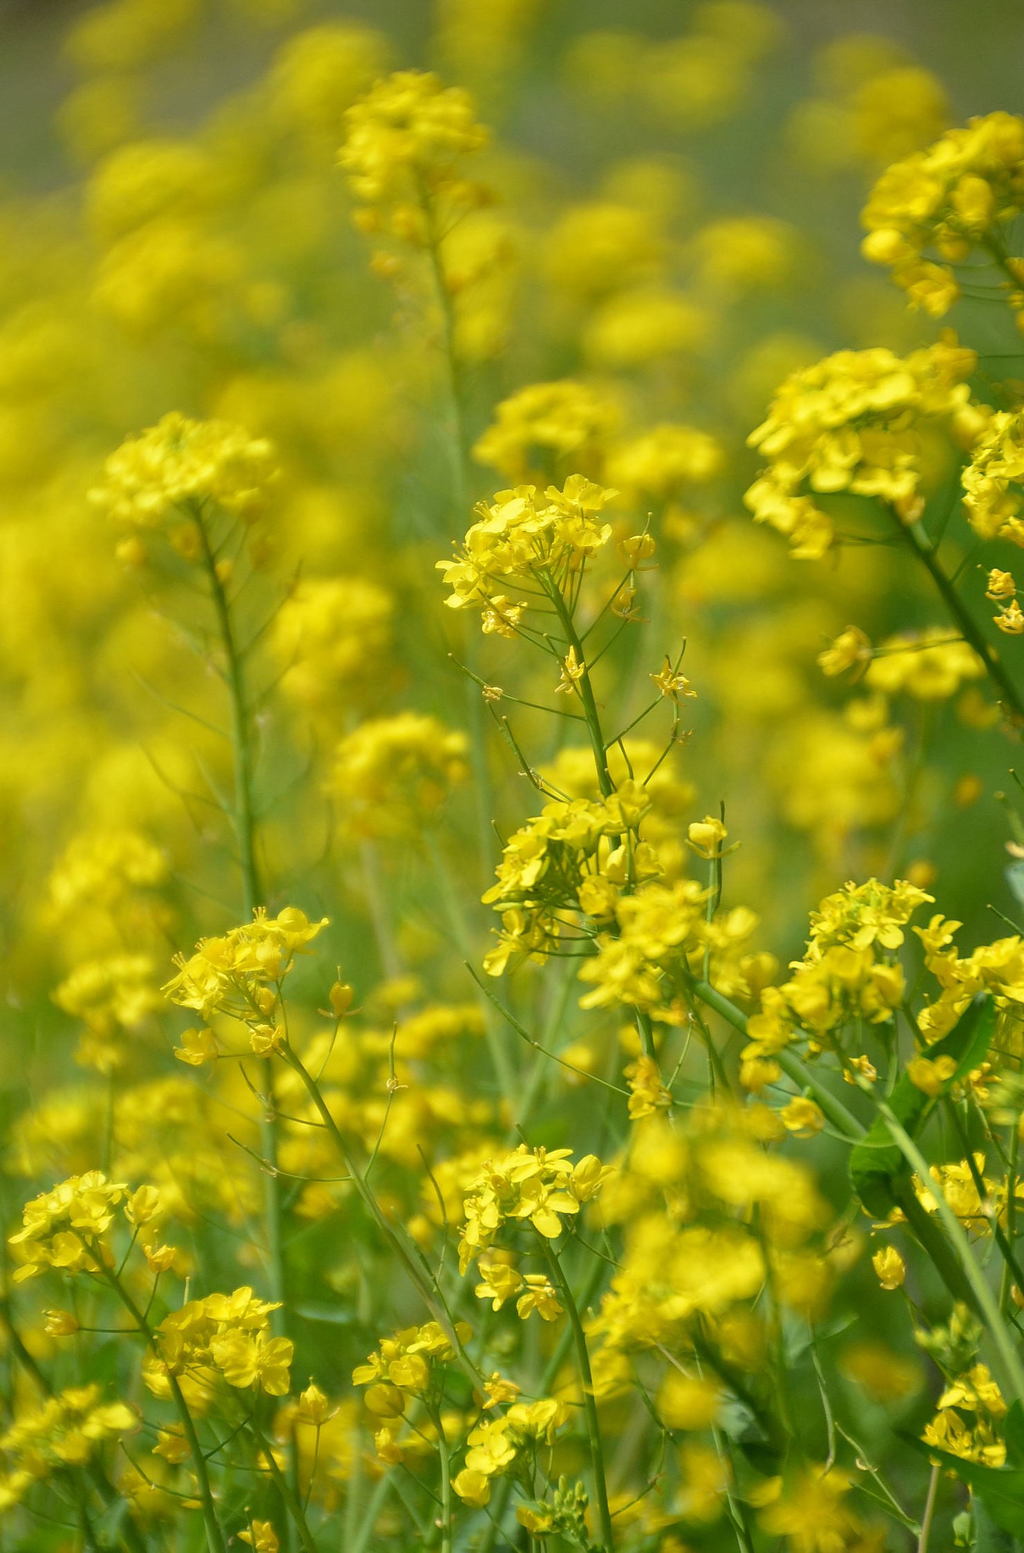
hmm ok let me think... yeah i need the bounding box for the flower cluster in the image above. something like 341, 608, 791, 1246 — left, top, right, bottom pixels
474, 1257, 563, 1323
913, 915, 1024, 1042
480, 783, 656, 974
605, 422, 723, 512
591, 1105, 832, 1363
144, 1286, 293, 1404
9, 1171, 128, 1282
472, 380, 622, 482
458, 1145, 611, 1274
862, 111, 1024, 318
452, 1398, 570, 1509
45, 828, 168, 920
743, 879, 933, 1078
0, 1386, 136, 1514
744, 339, 978, 557
163, 907, 329, 1046
10, 1175, 179, 1283
963, 406, 1024, 544
352, 1320, 469, 1423
438, 475, 618, 632
339, 70, 488, 238
89, 412, 277, 534
270, 576, 396, 717
921, 1363, 1007, 1466
578, 878, 766, 1017
327, 712, 469, 840
864, 628, 985, 700
807, 878, 934, 951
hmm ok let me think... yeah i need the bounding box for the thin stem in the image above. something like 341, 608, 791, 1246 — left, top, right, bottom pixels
917, 1464, 940, 1553
100, 1263, 226, 1553
944, 1100, 1024, 1292
875, 1098, 1024, 1406
278, 1044, 480, 1385
543, 578, 614, 798
689, 978, 866, 1140
1002, 1122, 1021, 1316
900, 513, 1024, 725
191, 505, 262, 914
345, 1470, 396, 1553
418, 182, 498, 889
541, 1243, 615, 1552
424, 833, 515, 1101
246, 1415, 320, 1553
427, 1404, 453, 1553
192, 503, 286, 1335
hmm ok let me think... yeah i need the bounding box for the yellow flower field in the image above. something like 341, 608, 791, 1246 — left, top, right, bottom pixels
5, 2, 1024, 1549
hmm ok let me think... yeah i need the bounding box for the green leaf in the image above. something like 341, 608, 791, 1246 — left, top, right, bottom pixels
901, 1432, 1024, 1537
1004, 1401, 1024, 1467
976, 1498, 1024, 1553
849, 994, 996, 1217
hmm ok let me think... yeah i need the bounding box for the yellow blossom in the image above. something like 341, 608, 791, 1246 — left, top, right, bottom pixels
650, 659, 698, 700
89, 412, 277, 533
872, 1246, 906, 1290
555, 646, 585, 695
996, 600, 1024, 634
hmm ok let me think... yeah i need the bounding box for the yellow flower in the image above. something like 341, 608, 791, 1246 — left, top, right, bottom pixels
986, 568, 1017, 600
339, 70, 488, 225
780, 1097, 826, 1137
625, 1054, 673, 1119
452, 1467, 492, 1507
89, 412, 277, 532
650, 659, 698, 699
746, 341, 976, 556
862, 112, 1024, 320
757, 1464, 863, 1551
515, 1274, 563, 1323
906, 1054, 957, 1096
996, 600, 1024, 635
239, 1522, 279, 1553
472, 380, 621, 482
9, 1172, 128, 1283
817, 625, 872, 677
163, 908, 329, 1027
555, 646, 585, 696
871, 1246, 906, 1290
687, 816, 728, 859
438, 475, 616, 626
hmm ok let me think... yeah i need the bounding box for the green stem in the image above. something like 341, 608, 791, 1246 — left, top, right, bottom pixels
685, 1332, 785, 1459
418, 183, 498, 889
247, 1416, 320, 1553
944, 1100, 1024, 1293
101, 1264, 226, 1553
192, 504, 262, 914
427, 1404, 453, 1553
900, 513, 1024, 725
875, 1099, 1024, 1406
690, 978, 866, 1140
541, 1244, 615, 1552
418, 186, 470, 507
279, 1045, 480, 1384
1002, 1123, 1021, 1316
192, 503, 286, 1333
917, 1463, 940, 1553
544, 579, 614, 798
345, 1470, 396, 1553
424, 833, 515, 1101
